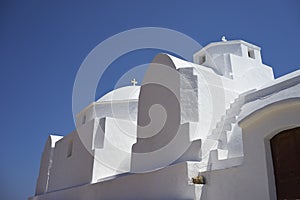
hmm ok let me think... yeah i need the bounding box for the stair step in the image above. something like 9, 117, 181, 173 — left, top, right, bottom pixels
230, 99, 244, 108
216, 121, 231, 130
217, 149, 228, 160
226, 107, 240, 117
218, 130, 228, 149
209, 149, 228, 162
212, 123, 233, 136
224, 115, 237, 124
201, 139, 218, 160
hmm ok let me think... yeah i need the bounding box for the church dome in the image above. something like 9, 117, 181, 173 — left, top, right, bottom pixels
96, 86, 140, 102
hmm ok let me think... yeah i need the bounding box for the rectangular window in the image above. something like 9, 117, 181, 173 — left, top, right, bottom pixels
67, 139, 73, 158
199, 56, 206, 64
248, 49, 255, 59
82, 115, 86, 125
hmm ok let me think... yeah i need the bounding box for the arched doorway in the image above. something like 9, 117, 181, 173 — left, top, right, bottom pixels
271, 127, 300, 200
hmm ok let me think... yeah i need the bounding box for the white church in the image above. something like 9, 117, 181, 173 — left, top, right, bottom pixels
30, 39, 300, 200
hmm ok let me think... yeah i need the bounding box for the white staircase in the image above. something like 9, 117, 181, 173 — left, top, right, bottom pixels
203, 89, 256, 166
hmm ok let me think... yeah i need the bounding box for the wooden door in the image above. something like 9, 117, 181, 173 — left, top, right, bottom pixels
271, 127, 300, 200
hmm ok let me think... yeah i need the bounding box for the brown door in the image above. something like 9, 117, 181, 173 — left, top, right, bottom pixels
271, 127, 300, 200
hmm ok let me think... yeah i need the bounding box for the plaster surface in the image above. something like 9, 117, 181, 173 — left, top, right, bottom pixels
30, 40, 300, 200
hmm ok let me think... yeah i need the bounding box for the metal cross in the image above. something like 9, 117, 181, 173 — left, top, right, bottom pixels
131, 78, 138, 86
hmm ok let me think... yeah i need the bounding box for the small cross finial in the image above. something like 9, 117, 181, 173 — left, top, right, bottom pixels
131, 78, 138, 86
221, 36, 227, 42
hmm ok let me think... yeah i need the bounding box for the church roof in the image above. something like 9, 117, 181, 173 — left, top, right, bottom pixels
197, 40, 261, 53
152, 53, 215, 73
96, 85, 140, 103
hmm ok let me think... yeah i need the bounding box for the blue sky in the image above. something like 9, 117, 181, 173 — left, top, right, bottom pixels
0, 0, 299, 199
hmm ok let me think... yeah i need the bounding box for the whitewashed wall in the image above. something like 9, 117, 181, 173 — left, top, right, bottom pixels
199, 81, 300, 199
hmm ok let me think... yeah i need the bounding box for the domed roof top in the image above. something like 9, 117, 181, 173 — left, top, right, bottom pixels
96, 86, 140, 102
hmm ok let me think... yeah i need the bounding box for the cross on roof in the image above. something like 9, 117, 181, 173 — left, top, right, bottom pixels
221, 36, 227, 42
131, 78, 138, 86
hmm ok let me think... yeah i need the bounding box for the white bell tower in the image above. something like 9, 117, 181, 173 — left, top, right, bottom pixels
193, 39, 274, 89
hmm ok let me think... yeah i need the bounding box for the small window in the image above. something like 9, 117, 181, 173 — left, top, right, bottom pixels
67, 139, 73, 158
199, 56, 206, 64
248, 49, 255, 59
82, 115, 86, 125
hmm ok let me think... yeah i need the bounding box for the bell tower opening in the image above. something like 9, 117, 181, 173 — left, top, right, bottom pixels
247, 49, 255, 59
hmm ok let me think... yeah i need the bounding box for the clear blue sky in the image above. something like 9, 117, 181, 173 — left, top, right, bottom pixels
0, 0, 299, 199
